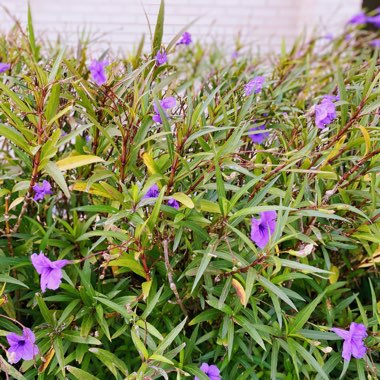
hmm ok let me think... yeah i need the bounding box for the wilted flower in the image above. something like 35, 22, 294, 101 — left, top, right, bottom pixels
245, 76, 265, 96
89, 60, 108, 86
248, 125, 269, 144
143, 184, 160, 199
370, 39, 380, 48
6, 328, 39, 364
33, 180, 53, 201
155, 51, 168, 66
250, 211, 277, 249
0, 63, 11, 73
194, 363, 221, 380
348, 12, 367, 25
332, 322, 367, 361
167, 198, 180, 209
315, 97, 337, 129
152, 97, 176, 124
178, 32, 192, 45
31, 252, 71, 293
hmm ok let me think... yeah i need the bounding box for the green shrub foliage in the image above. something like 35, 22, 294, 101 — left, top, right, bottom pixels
0, 5, 379, 380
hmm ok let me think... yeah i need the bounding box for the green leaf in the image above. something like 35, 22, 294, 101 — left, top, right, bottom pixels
61, 331, 102, 345
152, 0, 165, 54
154, 318, 187, 355
108, 256, 146, 278
35, 293, 54, 325
0, 124, 30, 154
289, 291, 325, 334
258, 275, 297, 311
44, 161, 70, 198
89, 348, 128, 376
66, 366, 100, 380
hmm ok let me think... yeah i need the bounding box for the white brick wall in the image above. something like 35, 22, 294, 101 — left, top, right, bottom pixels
0, 0, 361, 54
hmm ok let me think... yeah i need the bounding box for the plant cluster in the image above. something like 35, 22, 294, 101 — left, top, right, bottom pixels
0, 3, 379, 379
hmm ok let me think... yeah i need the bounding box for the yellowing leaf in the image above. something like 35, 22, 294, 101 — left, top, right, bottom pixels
232, 279, 246, 306
9, 197, 24, 211
329, 265, 339, 284
56, 155, 103, 171
73, 181, 114, 199
172, 192, 194, 208
142, 280, 152, 301
357, 125, 371, 156
358, 245, 380, 268
142, 151, 160, 175
321, 134, 346, 169
109, 256, 146, 278
38, 347, 55, 373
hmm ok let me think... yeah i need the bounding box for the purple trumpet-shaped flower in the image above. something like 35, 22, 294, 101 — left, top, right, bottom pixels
367, 14, 380, 28
245, 76, 265, 96
167, 198, 180, 209
370, 39, 380, 48
152, 96, 176, 124
331, 322, 367, 361
348, 12, 367, 25
315, 97, 337, 129
248, 125, 269, 144
89, 60, 108, 86
33, 180, 53, 201
0, 63, 11, 73
6, 328, 39, 363
31, 253, 71, 293
250, 211, 277, 249
155, 51, 168, 66
194, 363, 221, 380
143, 184, 160, 199
177, 32, 192, 45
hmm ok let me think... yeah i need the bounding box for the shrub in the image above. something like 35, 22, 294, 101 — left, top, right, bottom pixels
0, 4, 379, 379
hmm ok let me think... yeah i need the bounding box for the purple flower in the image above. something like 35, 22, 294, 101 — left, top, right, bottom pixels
155, 51, 168, 66
348, 12, 367, 25
245, 76, 265, 96
367, 15, 380, 28
89, 60, 108, 86
167, 198, 180, 209
345, 33, 353, 41
177, 32, 192, 45
324, 94, 340, 102
250, 211, 277, 249
31, 252, 70, 293
6, 328, 39, 364
0, 63, 11, 73
194, 363, 221, 380
152, 96, 176, 124
143, 184, 160, 199
331, 322, 367, 361
33, 180, 53, 201
370, 39, 380, 48
315, 97, 337, 129
248, 125, 269, 144
231, 51, 239, 59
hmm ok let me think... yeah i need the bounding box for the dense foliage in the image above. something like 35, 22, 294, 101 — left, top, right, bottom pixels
0, 4, 379, 379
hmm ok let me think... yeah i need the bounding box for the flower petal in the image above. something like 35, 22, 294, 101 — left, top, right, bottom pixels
6, 332, 22, 346
45, 268, 64, 291
342, 338, 352, 361
31, 253, 52, 275
331, 327, 350, 340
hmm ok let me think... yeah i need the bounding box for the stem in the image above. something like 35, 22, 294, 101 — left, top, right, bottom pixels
162, 240, 187, 316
